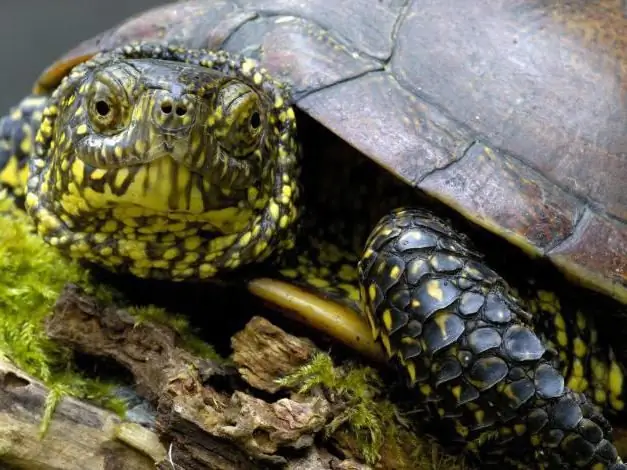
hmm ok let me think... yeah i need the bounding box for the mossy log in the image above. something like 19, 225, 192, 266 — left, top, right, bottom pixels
0, 283, 437, 470
0, 359, 160, 470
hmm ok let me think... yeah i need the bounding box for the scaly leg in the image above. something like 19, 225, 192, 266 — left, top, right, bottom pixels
359, 208, 624, 469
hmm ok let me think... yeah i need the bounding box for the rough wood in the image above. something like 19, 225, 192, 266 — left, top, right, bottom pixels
231, 315, 318, 393
44, 284, 382, 469
0, 359, 158, 470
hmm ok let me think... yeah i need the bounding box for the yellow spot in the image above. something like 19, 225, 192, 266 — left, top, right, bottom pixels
377, 331, 391, 357
93, 233, 107, 244
20, 135, 31, 155
135, 140, 147, 154
101, 220, 118, 232
455, 422, 468, 437
76, 124, 88, 135
530, 434, 541, 447
280, 269, 298, 279
99, 247, 113, 257
241, 59, 255, 76
426, 280, 443, 302
406, 362, 417, 384
573, 338, 587, 358
268, 200, 280, 220
307, 277, 329, 288
239, 231, 252, 246
556, 330, 568, 347
183, 236, 203, 251
0, 156, 22, 189
609, 361, 624, 397
91, 169, 107, 180
434, 313, 451, 338
163, 248, 179, 260
610, 395, 625, 411
575, 311, 586, 331
337, 264, 357, 282
382, 309, 393, 331
71, 160, 85, 186
368, 284, 377, 302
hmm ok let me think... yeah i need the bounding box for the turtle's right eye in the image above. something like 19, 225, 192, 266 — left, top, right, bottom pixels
85, 78, 129, 135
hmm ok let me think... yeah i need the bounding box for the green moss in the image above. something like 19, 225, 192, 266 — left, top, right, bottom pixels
0, 200, 125, 433
0, 197, 225, 437
127, 304, 222, 362
278, 352, 467, 469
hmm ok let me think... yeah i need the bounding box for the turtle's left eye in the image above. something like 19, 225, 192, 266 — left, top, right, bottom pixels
250, 111, 261, 130
215, 80, 266, 158
95, 100, 111, 117
86, 78, 129, 135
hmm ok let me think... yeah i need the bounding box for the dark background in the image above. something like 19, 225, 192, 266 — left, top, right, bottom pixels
0, 0, 164, 112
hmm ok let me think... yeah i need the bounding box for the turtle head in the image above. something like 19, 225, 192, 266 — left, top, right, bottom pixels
25, 44, 301, 280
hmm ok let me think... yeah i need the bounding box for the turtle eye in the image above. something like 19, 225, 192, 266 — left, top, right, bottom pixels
250, 111, 261, 130
86, 79, 129, 135
215, 81, 265, 158
95, 100, 111, 117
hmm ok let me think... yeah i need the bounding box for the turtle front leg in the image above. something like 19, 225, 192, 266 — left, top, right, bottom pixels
0, 95, 47, 201
359, 208, 625, 469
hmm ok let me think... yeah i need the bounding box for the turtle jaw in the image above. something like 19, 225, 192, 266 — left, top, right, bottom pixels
24, 44, 302, 282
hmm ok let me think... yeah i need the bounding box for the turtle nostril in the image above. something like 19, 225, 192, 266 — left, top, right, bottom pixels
175, 105, 187, 116
160, 101, 173, 114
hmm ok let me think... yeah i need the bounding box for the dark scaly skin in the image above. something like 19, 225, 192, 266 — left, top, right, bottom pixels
360, 208, 624, 469
0, 43, 625, 468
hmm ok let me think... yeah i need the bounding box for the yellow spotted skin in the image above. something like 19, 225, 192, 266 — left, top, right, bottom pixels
524, 289, 627, 415
0, 42, 626, 469
0, 96, 47, 200
22, 44, 300, 281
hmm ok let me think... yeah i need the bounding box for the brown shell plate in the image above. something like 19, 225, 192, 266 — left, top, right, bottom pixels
35, 0, 627, 304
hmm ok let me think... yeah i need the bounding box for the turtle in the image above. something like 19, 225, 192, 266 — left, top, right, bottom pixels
0, 0, 626, 468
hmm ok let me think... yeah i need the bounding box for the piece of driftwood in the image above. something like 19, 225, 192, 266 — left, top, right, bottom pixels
37, 284, 416, 470
0, 359, 160, 470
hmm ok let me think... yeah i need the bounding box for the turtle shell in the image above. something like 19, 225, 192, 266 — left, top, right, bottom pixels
32, 0, 627, 303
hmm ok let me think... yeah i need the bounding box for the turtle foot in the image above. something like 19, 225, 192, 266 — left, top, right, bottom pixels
359, 207, 625, 469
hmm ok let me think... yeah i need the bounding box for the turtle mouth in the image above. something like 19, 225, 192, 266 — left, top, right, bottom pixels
65, 153, 254, 218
